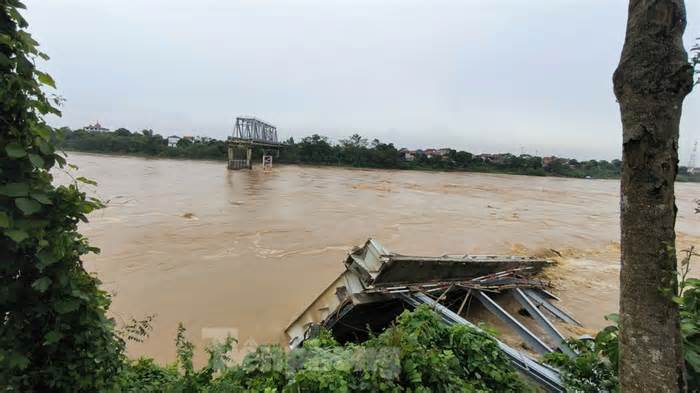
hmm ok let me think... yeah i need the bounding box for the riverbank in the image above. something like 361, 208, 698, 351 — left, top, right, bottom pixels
62, 147, 700, 182
59, 128, 700, 181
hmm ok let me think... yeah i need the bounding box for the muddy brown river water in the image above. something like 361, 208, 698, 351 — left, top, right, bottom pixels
61, 152, 700, 364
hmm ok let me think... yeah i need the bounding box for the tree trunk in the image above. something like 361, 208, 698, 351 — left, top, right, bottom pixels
613, 1, 694, 391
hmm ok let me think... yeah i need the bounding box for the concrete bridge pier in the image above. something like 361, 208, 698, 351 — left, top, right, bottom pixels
227, 145, 253, 170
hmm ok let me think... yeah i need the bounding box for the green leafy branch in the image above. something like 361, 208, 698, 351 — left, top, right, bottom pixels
1, 1, 125, 391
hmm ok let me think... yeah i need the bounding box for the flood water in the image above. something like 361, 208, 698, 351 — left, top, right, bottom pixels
61, 152, 700, 364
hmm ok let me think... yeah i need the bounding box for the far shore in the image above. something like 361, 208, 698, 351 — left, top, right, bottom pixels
64, 149, 700, 183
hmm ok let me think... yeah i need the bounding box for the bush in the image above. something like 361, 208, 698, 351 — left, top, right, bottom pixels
544, 330, 619, 393
116, 306, 531, 392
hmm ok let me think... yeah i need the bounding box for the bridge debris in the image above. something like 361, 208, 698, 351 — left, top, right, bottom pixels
285, 239, 581, 392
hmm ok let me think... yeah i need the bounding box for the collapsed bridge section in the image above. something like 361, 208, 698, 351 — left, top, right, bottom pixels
286, 239, 583, 392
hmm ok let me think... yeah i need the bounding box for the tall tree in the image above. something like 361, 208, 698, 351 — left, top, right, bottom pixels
613, 1, 694, 391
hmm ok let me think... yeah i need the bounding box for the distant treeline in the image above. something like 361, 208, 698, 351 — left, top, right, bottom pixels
59, 127, 228, 160
58, 127, 700, 181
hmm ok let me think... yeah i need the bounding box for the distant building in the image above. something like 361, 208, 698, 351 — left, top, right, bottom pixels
193, 136, 212, 143
167, 135, 181, 147
478, 153, 510, 164
542, 156, 573, 169
168, 135, 204, 147
414, 148, 452, 160
84, 121, 109, 132
542, 156, 557, 166
399, 148, 416, 161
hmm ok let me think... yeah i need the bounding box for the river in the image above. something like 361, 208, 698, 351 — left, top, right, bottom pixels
60, 152, 700, 364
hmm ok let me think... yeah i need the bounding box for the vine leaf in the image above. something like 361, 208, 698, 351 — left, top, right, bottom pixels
28, 153, 44, 168
30, 192, 52, 205
0, 52, 9, 68
4, 229, 29, 243
0, 212, 9, 228
0, 182, 29, 197
76, 176, 97, 186
43, 331, 63, 346
36, 249, 59, 270
54, 154, 66, 167
54, 300, 80, 314
35, 71, 55, 88
31, 277, 51, 292
15, 197, 41, 215
5, 142, 27, 158
32, 126, 50, 141
36, 138, 52, 154
5, 353, 29, 370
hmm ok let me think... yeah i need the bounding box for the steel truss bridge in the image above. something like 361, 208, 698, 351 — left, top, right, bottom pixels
227, 117, 284, 170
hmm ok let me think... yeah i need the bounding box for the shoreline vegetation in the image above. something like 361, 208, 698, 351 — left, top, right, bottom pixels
58, 127, 700, 182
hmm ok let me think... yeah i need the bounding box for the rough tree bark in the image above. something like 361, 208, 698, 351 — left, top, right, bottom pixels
613, 1, 694, 391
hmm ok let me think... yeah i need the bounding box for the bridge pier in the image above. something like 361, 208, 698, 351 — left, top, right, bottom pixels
227, 145, 253, 170
262, 154, 273, 171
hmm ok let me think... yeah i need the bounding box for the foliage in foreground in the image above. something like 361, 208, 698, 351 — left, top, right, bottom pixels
545, 247, 700, 392
1, 1, 126, 391
118, 306, 532, 393
544, 316, 620, 393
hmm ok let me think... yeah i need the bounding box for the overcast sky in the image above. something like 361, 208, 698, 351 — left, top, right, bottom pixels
27, 0, 700, 161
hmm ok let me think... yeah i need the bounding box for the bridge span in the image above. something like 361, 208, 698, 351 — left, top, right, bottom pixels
227, 117, 284, 170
